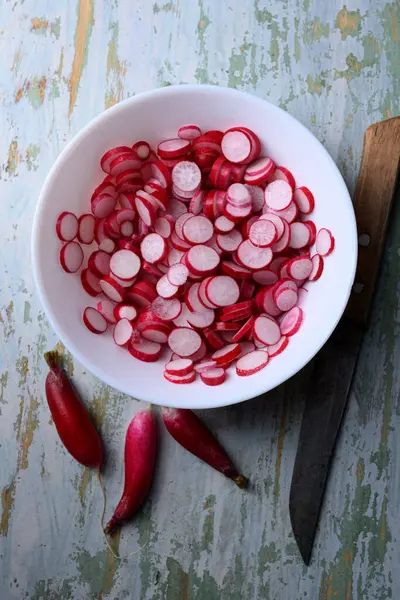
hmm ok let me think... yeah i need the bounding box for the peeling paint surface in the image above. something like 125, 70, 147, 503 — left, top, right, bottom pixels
0, 0, 399, 598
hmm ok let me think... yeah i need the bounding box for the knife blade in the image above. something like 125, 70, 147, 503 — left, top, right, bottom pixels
289, 116, 400, 566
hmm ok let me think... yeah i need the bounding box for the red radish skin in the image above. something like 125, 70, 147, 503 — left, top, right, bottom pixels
44, 351, 102, 468
105, 408, 157, 534
162, 408, 248, 487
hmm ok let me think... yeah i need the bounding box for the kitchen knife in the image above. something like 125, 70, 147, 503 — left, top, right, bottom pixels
289, 116, 400, 566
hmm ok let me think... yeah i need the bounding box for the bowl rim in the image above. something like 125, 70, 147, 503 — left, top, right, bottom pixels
31, 84, 358, 408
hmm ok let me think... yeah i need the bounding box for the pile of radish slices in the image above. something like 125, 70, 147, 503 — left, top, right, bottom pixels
56, 124, 335, 385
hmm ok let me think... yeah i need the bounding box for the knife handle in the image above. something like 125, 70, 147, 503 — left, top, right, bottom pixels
345, 117, 400, 326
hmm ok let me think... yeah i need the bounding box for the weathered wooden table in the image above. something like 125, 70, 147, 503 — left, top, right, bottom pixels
1, 1, 399, 598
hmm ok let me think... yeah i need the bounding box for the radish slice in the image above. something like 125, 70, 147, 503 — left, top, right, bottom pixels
168, 248, 185, 267
253, 315, 281, 345
309, 254, 324, 281
119, 221, 133, 237
215, 216, 235, 233
316, 228, 335, 256
56, 212, 78, 242
216, 229, 243, 253
135, 195, 157, 227
81, 268, 101, 296
113, 318, 134, 346
297, 287, 308, 308
96, 298, 117, 324
212, 343, 241, 364
99, 276, 127, 303
227, 183, 252, 207
259, 213, 285, 239
128, 339, 162, 362
289, 222, 311, 249
236, 240, 273, 270
244, 156, 275, 185
245, 185, 265, 213
221, 261, 251, 280
265, 180, 293, 211
168, 327, 202, 357
280, 306, 303, 336
100, 146, 132, 173
268, 336, 289, 357
167, 263, 189, 286
222, 129, 252, 164
178, 125, 202, 140
252, 269, 278, 286
275, 288, 298, 312
186, 245, 220, 275
175, 213, 193, 240
288, 257, 313, 280
200, 367, 226, 386
91, 193, 117, 218
140, 233, 167, 264
256, 287, 281, 317
152, 297, 182, 321
157, 138, 191, 158
114, 304, 138, 321
236, 350, 269, 376
165, 358, 194, 376
271, 220, 290, 253
83, 307, 108, 334
249, 219, 277, 247
141, 324, 171, 344
172, 161, 201, 193
186, 307, 215, 329
294, 186, 314, 214
265, 200, 298, 224
154, 216, 173, 239
182, 215, 213, 244
110, 250, 141, 280
231, 316, 255, 343
189, 189, 205, 215
270, 166, 296, 189
185, 282, 207, 313
206, 276, 240, 307
60, 242, 84, 273
164, 371, 196, 384
132, 140, 151, 160
156, 274, 179, 299
195, 360, 217, 373
99, 238, 116, 254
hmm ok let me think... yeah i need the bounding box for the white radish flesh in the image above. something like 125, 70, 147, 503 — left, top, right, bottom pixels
316, 228, 335, 256
265, 180, 292, 211
140, 233, 167, 264
56, 212, 78, 242
60, 242, 84, 273
113, 318, 134, 346
83, 307, 108, 334
110, 250, 141, 280
236, 350, 269, 376
168, 327, 202, 357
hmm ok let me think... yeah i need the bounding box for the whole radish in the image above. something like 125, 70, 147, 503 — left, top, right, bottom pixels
162, 408, 247, 488
44, 351, 102, 468
105, 407, 157, 534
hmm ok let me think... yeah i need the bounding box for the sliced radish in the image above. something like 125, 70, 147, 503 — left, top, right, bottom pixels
151, 297, 182, 321
132, 140, 151, 160
236, 350, 269, 376
203, 327, 224, 349
289, 222, 311, 249
236, 240, 273, 270
140, 233, 167, 264
195, 360, 217, 373
100, 146, 132, 173
91, 178, 117, 200
216, 229, 243, 253
293, 186, 314, 214
268, 336, 289, 357
249, 219, 277, 247
253, 315, 281, 345
215, 322, 240, 331
119, 192, 139, 211
270, 166, 296, 189
212, 343, 241, 364
135, 195, 157, 227
186, 307, 215, 329
231, 316, 255, 343
156, 274, 179, 299
113, 304, 138, 321
167, 263, 189, 286
316, 228, 335, 256
182, 215, 213, 244
113, 318, 134, 346
280, 306, 303, 336
265, 200, 298, 224
186, 245, 220, 275
200, 367, 226, 386
206, 276, 240, 307
227, 183, 252, 207
271, 220, 290, 253
60, 241, 83, 273
91, 194, 117, 219
141, 323, 171, 344
309, 254, 324, 281
265, 180, 293, 211
168, 327, 202, 357
110, 154, 142, 177
154, 216, 173, 239
185, 282, 206, 313
119, 221, 133, 237
256, 287, 281, 317
244, 156, 276, 185
110, 249, 141, 280
168, 248, 185, 267
56, 212, 78, 242
96, 298, 117, 324
178, 125, 202, 140
172, 161, 201, 194
158, 138, 191, 158
81, 268, 101, 296
275, 287, 298, 312
222, 129, 253, 164
128, 338, 162, 362
214, 216, 235, 233
175, 212, 193, 240
99, 276, 127, 303
99, 238, 116, 254
220, 261, 251, 280
165, 358, 194, 376
259, 213, 285, 239
189, 189, 206, 215
83, 307, 108, 334
288, 256, 313, 280
297, 287, 308, 308
252, 269, 278, 286
164, 370, 196, 384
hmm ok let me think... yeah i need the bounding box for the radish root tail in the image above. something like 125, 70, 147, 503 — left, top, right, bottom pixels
97, 469, 150, 560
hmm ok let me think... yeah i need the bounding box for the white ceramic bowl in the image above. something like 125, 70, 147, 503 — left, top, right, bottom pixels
32, 85, 357, 409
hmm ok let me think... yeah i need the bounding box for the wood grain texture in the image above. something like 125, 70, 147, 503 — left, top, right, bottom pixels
0, 1, 399, 599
